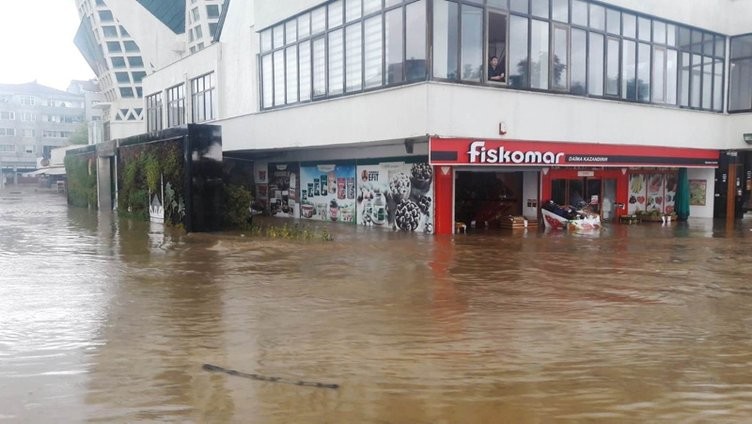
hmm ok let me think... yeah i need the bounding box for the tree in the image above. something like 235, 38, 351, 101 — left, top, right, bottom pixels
68, 123, 89, 145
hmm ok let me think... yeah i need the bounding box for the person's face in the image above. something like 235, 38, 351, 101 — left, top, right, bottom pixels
491, 57, 499, 67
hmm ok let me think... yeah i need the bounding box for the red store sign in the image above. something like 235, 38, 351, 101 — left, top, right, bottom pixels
430, 137, 720, 168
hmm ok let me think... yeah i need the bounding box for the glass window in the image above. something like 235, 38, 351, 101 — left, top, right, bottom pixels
312, 7, 326, 34
606, 8, 619, 35
207, 4, 220, 18
111, 57, 126, 68
531, 0, 549, 19
552, 25, 568, 90
487, 11, 508, 83
461, 5, 483, 82
127, 56, 143, 67
510, 0, 528, 14
191, 73, 215, 122
552, 0, 568, 23
262, 54, 273, 108
103, 26, 118, 38
652, 47, 666, 103
299, 40, 312, 101
285, 20, 297, 44
405, 0, 427, 82
286, 46, 298, 103
387, 7, 404, 83
273, 50, 285, 106
328, 29, 344, 94
329, 0, 343, 28
691, 30, 702, 54
364, 0, 381, 15
606, 37, 619, 95
273, 25, 284, 48
124, 41, 139, 52
120, 87, 134, 98
622, 40, 636, 100
299, 14, 311, 38
364, 15, 383, 88
508, 15, 529, 88
98, 10, 114, 22
622, 13, 636, 38
313, 37, 327, 96
691, 53, 701, 107
487, 0, 506, 9
637, 42, 650, 102
166, 84, 185, 127
713, 59, 723, 111
703, 33, 714, 57
588, 32, 604, 96
571, 0, 587, 26
571, 29, 586, 94
433, 0, 459, 80
107, 41, 121, 53
715, 36, 725, 59
638, 17, 650, 42
115, 72, 130, 83
667, 24, 676, 46
679, 52, 690, 106
589, 4, 604, 31
653, 21, 666, 44
729, 58, 752, 111
530, 19, 549, 89
667, 49, 678, 104
702, 56, 712, 109
678, 27, 691, 51
346, 0, 361, 22
345, 23, 363, 92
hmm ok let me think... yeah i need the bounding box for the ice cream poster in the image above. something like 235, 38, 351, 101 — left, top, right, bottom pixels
299, 163, 357, 223
355, 162, 434, 233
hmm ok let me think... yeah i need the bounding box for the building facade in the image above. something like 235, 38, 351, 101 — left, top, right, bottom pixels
0, 82, 85, 183
141, 0, 751, 232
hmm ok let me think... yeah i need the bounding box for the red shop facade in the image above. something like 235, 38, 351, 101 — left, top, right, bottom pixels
429, 137, 720, 235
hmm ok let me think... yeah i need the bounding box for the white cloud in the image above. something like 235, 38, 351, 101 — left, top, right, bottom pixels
0, 0, 95, 90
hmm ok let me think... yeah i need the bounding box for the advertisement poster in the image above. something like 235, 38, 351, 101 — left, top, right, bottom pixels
628, 173, 676, 215
356, 162, 434, 233
268, 163, 298, 217
689, 179, 707, 205
299, 163, 357, 223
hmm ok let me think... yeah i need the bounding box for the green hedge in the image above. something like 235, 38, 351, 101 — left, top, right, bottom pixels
64, 155, 97, 209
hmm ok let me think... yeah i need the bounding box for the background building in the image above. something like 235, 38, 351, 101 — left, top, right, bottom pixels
73, 0, 226, 141
0, 82, 85, 184
67, 79, 106, 145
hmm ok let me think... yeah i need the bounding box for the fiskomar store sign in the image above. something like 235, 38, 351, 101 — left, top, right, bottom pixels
430, 137, 720, 168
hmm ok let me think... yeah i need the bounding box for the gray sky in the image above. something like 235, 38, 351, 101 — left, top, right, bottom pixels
0, 0, 95, 91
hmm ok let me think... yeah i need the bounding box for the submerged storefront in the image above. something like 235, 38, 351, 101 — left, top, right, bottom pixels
430, 137, 720, 235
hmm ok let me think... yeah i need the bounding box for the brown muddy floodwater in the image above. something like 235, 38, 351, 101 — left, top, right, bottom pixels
2, 188, 752, 423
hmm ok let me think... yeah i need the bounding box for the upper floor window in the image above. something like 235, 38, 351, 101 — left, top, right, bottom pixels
0, 129, 15, 137
20, 96, 35, 105
0, 111, 15, 120
167, 84, 185, 127
729, 34, 752, 112
191, 73, 216, 123
259, 0, 427, 110
146, 92, 163, 133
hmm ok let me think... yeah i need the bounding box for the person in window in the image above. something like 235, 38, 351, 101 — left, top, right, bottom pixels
488, 56, 505, 82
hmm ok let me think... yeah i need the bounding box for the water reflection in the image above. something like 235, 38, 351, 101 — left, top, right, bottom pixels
1, 189, 752, 422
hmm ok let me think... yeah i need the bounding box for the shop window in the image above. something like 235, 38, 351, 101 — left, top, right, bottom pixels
486, 11, 507, 84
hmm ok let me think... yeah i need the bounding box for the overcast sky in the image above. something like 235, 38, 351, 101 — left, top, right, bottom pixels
0, 0, 95, 91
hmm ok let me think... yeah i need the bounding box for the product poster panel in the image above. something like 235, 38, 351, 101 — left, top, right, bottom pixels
268, 163, 299, 218
628, 174, 646, 215
664, 173, 678, 215
299, 164, 357, 223
645, 174, 665, 212
689, 179, 707, 206
356, 162, 434, 233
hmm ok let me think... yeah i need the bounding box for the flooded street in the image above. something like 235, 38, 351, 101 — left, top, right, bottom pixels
2, 188, 752, 423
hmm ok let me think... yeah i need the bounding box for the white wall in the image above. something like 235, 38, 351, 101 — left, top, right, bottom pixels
218, 0, 257, 118
688, 168, 715, 218
105, 0, 184, 69
726, 114, 752, 151
255, 0, 320, 30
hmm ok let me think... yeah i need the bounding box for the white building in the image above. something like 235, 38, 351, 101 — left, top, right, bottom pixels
142, 0, 752, 232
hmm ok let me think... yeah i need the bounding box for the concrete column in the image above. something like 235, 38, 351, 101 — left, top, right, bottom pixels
97, 156, 112, 211
727, 153, 737, 223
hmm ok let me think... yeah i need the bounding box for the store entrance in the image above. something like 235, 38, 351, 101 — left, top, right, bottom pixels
551, 177, 617, 221
455, 171, 523, 228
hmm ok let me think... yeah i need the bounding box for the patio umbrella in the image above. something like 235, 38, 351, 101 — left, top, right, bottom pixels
675, 168, 690, 221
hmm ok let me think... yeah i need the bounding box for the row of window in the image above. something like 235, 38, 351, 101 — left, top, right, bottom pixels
146, 73, 216, 132
258, 0, 732, 113
0, 129, 37, 137
0, 96, 82, 108
0, 145, 35, 153
1, 112, 82, 123
260, 0, 427, 108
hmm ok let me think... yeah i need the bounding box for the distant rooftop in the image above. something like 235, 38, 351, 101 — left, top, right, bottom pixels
0, 81, 82, 98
